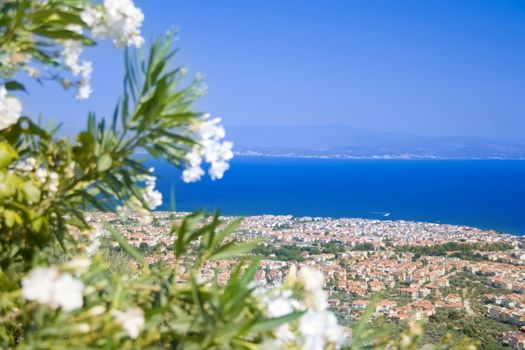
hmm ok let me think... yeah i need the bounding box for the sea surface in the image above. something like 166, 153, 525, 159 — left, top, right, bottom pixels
146, 157, 525, 235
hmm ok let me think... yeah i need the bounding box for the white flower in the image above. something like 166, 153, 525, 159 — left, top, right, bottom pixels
194, 116, 226, 140
61, 28, 93, 100
275, 324, 297, 343
76, 79, 93, 100
258, 280, 346, 350
143, 174, 162, 210
52, 273, 85, 311
299, 310, 345, 350
144, 187, 162, 210
112, 307, 145, 339
209, 160, 230, 180
25, 66, 40, 78
64, 161, 76, 178
0, 86, 22, 130
67, 24, 83, 35
298, 267, 329, 311
203, 139, 233, 164
35, 167, 48, 183
46, 171, 59, 193
88, 305, 107, 317
305, 289, 329, 311
80, 6, 103, 26
267, 297, 295, 318
262, 324, 297, 349
258, 267, 346, 350
27, 157, 36, 168
185, 148, 203, 167
72, 323, 91, 333
86, 227, 103, 257
21, 267, 56, 305
34, 168, 60, 193
182, 148, 205, 182
299, 267, 325, 292
64, 257, 91, 274
86, 237, 101, 256
83, 0, 144, 48
61, 41, 81, 71
22, 267, 84, 312
62, 38, 86, 75
182, 115, 234, 183
182, 165, 205, 183
12, 157, 36, 172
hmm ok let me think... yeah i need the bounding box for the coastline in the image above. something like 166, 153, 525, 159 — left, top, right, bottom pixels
151, 210, 522, 237
135, 150, 525, 161
233, 152, 525, 161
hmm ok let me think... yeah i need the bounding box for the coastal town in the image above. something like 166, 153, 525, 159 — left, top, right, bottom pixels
91, 212, 525, 349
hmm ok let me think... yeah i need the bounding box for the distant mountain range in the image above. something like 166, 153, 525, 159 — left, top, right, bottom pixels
226, 125, 525, 159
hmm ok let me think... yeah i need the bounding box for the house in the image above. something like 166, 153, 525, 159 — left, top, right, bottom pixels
399, 287, 419, 300
369, 280, 385, 292
376, 300, 397, 313
351, 299, 370, 310
412, 300, 435, 317
444, 294, 462, 304
502, 331, 525, 350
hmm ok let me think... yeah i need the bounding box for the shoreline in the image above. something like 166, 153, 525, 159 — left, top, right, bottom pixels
233, 152, 525, 161
151, 210, 523, 237
135, 151, 525, 161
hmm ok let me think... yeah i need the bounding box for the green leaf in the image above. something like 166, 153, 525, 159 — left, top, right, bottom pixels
97, 153, 112, 172
0, 142, 18, 168
250, 311, 305, 333
32, 26, 87, 41
213, 217, 243, 247
174, 211, 204, 257
3, 209, 22, 228
4, 80, 26, 92
105, 223, 145, 263
210, 238, 264, 260
21, 181, 41, 203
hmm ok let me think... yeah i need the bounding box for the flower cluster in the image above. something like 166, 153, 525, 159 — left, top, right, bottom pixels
182, 115, 234, 183
55, 0, 145, 99
24, 65, 40, 79
22, 267, 84, 312
86, 226, 104, 257
61, 24, 93, 100
11, 157, 37, 173
36, 167, 60, 193
112, 308, 145, 339
116, 169, 163, 221
9, 158, 61, 198
143, 170, 163, 210
0, 51, 31, 78
0, 85, 22, 130
260, 266, 346, 350
81, 0, 145, 48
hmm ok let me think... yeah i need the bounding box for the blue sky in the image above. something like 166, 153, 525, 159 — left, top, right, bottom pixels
20, 0, 525, 139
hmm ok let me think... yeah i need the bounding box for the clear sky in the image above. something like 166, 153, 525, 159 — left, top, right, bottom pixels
20, 0, 525, 139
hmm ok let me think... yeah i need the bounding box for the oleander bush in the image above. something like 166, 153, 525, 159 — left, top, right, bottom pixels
0, 1, 478, 349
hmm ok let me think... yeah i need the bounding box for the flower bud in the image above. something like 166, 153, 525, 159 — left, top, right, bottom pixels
88, 305, 106, 317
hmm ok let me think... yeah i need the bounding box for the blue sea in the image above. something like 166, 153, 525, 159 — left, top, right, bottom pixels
147, 157, 525, 235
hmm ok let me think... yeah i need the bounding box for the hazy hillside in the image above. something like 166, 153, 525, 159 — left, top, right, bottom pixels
227, 125, 525, 159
